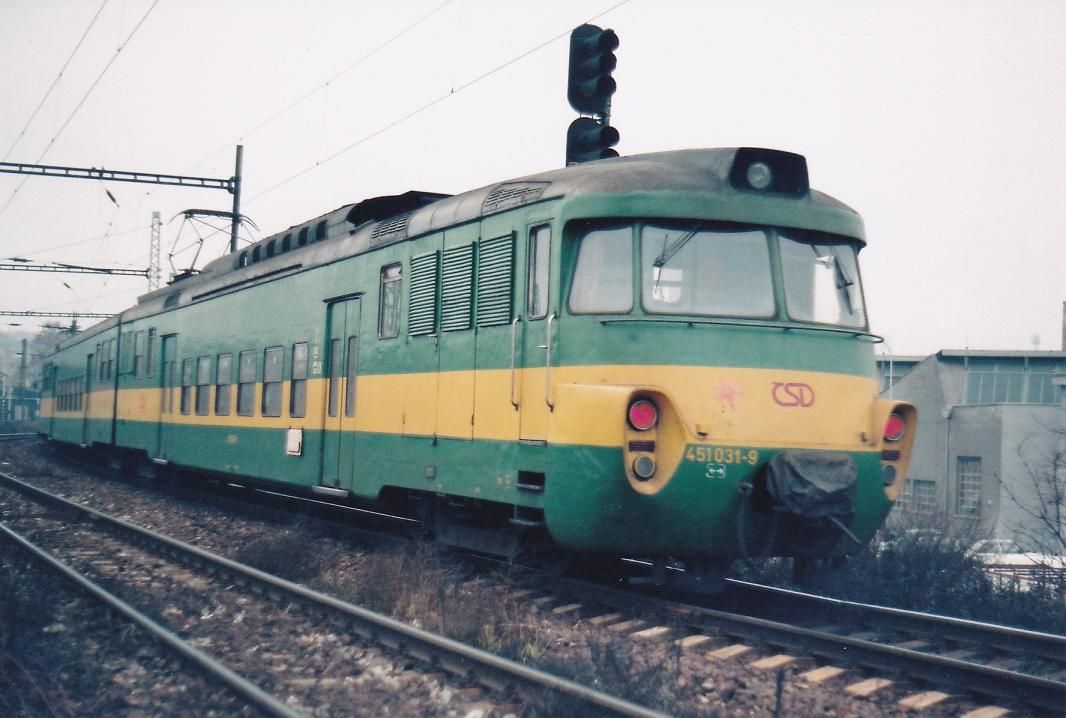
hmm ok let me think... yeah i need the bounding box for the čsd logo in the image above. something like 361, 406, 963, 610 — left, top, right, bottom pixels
771, 382, 815, 407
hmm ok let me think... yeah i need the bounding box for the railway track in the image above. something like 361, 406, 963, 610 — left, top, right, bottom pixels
0, 432, 37, 441
4, 442, 1065, 716
517, 572, 1066, 715
0, 469, 668, 718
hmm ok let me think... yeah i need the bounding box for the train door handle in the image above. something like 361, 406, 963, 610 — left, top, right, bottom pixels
544, 313, 555, 410
509, 317, 521, 409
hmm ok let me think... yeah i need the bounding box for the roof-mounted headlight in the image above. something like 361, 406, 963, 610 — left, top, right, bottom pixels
728, 147, 809, 197
746, 161, 772, 190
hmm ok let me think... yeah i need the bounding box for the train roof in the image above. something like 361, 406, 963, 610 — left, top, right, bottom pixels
68, 148, 864, 340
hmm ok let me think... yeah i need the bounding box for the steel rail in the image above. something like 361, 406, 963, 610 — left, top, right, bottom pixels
553, 574, 1066, 713
0, 470, 669, 718
0, 433, 38, 441
0, 522, 303, 718
724, 578, 1066, 661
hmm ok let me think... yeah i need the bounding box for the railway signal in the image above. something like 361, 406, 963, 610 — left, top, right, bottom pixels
567, 24, 618, 116
566, 117, 620, 165
565, 24, 620, 166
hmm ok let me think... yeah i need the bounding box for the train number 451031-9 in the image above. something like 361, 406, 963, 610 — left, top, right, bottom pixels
685, 446, 759, 466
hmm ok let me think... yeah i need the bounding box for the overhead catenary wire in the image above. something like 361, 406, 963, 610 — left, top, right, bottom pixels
115, 0, 457, 248
247, 0, 633, 205
0, 0, 161, 220
1, 0, 110, 163
187, 0, 458, 176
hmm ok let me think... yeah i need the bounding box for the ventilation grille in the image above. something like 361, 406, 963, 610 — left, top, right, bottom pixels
371, 211, 413, 243
482, 182, 549, 214
441, 244, 474, 332
476, 234, 513, 327
408, 252, 439, 336
163, 293, 181, 310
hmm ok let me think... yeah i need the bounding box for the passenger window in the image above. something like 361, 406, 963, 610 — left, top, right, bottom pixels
262, 346, 283, 417
133, 332, 146, 378
237, 350, 257, 416
378, 264, 402, 339
327, 339, 342, 417
216, 353, 232, 416
195, 356, 212, 415
146, 329, 156, 378
344, 336, 358, 417
290, 343, 308, 418
180, 359, 194, 415
527, 225, 551, 318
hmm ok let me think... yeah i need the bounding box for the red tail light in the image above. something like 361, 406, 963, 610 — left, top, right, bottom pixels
884, 413, 906, 442
628, 399, 659, 431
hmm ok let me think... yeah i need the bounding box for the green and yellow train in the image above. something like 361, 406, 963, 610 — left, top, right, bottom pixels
40, 147, 915, 589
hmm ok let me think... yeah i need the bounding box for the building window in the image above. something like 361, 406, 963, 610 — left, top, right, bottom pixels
180, 359, 194, 415
195, 356, 212, 416
965, 357, 1062, 405
900, 479, 937, 514
290, 343, 308, 418
956, 457, 982, 517
378, 264, 402, 339
262, 346, 283, 417
216, 353, 232, 416
237, 350, 257, 416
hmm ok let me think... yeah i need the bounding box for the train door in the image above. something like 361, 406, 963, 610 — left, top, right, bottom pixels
321, 297, 361, 491
154, 335, 177, 461
81, 354, 93, 446
518, 223, 554, 442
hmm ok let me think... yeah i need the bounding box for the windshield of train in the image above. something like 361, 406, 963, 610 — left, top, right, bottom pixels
641, 223, 774, 317
568, 222, 867, 328
778, 233, 866, 328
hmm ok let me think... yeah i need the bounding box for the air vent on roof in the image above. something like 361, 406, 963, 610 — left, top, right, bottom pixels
370, 211, 413, 245
163, 292, 181, 310
482, 181, 550, 214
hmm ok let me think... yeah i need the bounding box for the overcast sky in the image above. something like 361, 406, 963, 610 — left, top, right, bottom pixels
0, 0, 1062, 356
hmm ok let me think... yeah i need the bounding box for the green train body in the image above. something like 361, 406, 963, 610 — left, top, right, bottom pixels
40, 148, 916, 585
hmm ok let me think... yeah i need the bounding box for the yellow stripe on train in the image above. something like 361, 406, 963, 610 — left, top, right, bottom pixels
53, 365, 880, 450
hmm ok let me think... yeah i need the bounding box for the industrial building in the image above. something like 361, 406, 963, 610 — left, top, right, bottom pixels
877, 348, 1065, 553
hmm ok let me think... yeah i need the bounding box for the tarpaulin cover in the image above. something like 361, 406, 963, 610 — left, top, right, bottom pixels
764, 451, 857, 520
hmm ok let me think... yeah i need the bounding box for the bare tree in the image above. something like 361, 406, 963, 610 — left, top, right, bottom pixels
1003, 422, 1066, 557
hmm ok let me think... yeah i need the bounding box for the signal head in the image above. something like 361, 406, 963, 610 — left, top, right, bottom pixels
568, 24, 619, 116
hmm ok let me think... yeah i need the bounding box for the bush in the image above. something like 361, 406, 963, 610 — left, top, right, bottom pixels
741, 515, 1066, 634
